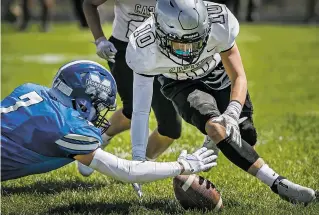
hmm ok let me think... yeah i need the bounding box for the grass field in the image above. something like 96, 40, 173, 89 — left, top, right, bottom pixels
1, 23, 319, 215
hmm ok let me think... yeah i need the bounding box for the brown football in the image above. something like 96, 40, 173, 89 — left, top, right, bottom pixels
173, 174, 223, 211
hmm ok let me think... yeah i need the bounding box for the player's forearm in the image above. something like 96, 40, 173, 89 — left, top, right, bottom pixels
83, 0, 106, 41
221, 43, 247, 105
131, 73, 154, 160
229, 75, 247, 105
89, 148, 183, 183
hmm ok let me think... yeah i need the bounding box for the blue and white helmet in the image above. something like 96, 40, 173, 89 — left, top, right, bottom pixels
49, 60, 117, 134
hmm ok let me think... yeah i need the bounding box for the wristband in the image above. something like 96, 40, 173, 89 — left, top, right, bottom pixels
95, 36, 106, 45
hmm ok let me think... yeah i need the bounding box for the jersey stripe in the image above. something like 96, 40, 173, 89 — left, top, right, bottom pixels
55, 139, 100, 151
64, 134, 100, 143
60, 137, 100, 147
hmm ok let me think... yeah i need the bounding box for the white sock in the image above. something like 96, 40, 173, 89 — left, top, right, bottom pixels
256, 164, 279, 187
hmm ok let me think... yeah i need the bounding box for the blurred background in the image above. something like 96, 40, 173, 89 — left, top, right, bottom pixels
1, 0, 319, 30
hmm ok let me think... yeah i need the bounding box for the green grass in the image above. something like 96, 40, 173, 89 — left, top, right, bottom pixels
1, 23, 319, 215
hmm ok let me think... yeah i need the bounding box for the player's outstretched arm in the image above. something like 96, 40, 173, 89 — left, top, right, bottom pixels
83, 0, 117, 62
211, 43, 248, 145
74, 147, 217, 183
131, 73, 155, 161
83, 0, 107, 40
220, 42, 247, 106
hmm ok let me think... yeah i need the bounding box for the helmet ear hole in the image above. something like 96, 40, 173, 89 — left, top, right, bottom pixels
79, 104, 88, 112
71, 99, 77, 110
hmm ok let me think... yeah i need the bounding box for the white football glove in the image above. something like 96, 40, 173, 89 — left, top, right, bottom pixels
178, 147, 217, 175
211, 114, 241, 146
95, 37, 117, 63
212, 100, 242, 146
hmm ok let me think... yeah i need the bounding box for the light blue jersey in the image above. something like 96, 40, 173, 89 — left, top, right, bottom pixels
1, 83, 102, 181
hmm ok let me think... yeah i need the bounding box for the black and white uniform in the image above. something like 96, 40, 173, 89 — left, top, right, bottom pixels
107, 0, 181, 139
126, 2, 257, 157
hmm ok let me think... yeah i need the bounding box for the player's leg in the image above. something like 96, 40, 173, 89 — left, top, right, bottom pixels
202, 64, 257, 158
104, 37, 134, 141
204, 85, 257, 150
104, 108, 130, 139
72, 0, 88, 28
211, 88, 316, 204
146, 77, 182, 160
107, 37, 181, 152
19, 0, 32, 31
160, 76, 316, 205
207, 120, 316, 204
40, 0, 52, 32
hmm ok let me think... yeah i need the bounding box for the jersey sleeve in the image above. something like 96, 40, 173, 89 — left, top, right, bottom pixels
208, 4, 240, 53
55, 125, 102, 156
131, 73, 154, 160
126, 17, 157, 76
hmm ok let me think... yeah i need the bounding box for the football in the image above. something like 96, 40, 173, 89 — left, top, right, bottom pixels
173, 174, 223, 211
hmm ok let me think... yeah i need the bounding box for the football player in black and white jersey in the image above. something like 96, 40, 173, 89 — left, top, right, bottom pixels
126, 0, 317, 204
82, 0, 182, 169
82, 0, 185, 197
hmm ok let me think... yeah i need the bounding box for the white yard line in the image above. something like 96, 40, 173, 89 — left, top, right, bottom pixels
3, 54, 100, 64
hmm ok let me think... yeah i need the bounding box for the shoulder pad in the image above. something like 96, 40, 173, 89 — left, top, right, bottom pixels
205, 2, 239, 52
126, 17, 157, 74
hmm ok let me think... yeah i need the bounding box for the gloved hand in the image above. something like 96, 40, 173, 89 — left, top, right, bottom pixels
95, 37, 117, 63
211, 113, 241, 146
178, 147, 217, 175
212, 100, 242, 146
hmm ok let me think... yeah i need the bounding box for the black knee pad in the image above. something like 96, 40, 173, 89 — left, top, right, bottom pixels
217, 137, 260, 171
239, 118, 257, 146
157, 117, 182, 139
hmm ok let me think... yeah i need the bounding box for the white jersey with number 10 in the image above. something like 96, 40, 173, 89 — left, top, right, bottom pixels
126, 2, 239, 84
112, 0, 157, 42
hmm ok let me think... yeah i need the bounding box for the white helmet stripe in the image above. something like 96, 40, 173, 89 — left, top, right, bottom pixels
59, 60, 108, 72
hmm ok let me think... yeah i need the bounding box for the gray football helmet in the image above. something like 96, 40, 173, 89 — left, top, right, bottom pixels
154, 0, 210, 65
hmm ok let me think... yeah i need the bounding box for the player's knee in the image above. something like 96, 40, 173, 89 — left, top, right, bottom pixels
240, 119, 257, 146
158, 118, 182, 139
205, 120, 226, 143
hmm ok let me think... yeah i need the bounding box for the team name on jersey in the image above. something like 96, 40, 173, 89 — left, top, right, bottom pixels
168, 56, 214, 74
134, 4, 155, 17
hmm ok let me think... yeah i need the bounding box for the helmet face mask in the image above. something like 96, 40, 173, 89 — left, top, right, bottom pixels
50, 60, 117, 135
72, 97, 114, 135
154, 0, 210, 65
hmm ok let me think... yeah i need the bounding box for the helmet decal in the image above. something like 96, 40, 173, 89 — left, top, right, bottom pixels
85, 73, 112, 101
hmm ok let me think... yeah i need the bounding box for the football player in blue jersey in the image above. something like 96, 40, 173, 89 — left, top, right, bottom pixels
1, 60, 218, 182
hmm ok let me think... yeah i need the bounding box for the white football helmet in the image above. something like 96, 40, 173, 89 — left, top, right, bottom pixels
154, 0, 210, 65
